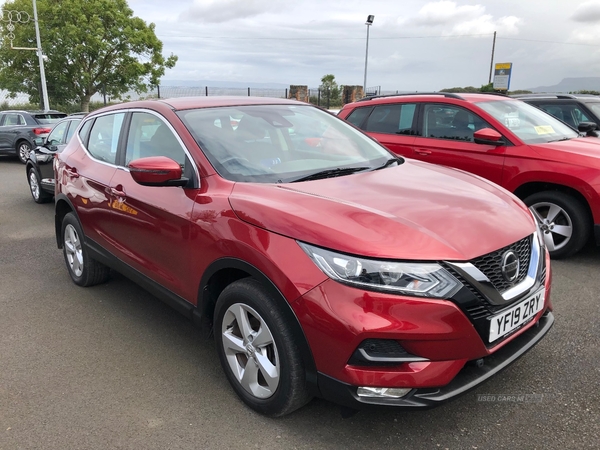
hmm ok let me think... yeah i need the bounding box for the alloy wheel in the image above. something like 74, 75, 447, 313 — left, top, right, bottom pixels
18, 142, 31, 163
28, 171, 40, 200
221, 303, 280, 399
64, 224, 84, 277
529, 202, 573, 253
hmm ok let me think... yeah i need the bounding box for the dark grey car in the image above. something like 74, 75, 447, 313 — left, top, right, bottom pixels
513, 94, 600, 132
0, 110, 67, 163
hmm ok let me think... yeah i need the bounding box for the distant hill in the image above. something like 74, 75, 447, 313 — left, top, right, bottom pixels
160, 79, 290, 89
527, 77, 600, 93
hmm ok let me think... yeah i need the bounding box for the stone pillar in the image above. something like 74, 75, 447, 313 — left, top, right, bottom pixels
289, 85, 309, 102
342, 85, 364, 104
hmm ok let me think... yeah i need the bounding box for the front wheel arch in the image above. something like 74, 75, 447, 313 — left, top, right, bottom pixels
196, 258, 319, 397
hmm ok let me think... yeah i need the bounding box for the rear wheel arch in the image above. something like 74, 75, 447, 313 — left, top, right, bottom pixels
55, 195, 76, 248
196, 258, 319, 395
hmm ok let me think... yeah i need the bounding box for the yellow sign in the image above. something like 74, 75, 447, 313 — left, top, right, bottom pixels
534, 126, 555, 135
495, 63, 512, 70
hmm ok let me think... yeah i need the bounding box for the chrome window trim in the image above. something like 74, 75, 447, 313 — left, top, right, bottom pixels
76, 108, 200, 182
76, 111, 126, 169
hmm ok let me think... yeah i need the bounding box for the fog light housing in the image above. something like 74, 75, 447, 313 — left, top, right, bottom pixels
357, 387, 411, 399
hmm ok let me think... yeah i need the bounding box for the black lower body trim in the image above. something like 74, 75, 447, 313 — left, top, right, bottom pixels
85, 238, 195, 319
317, 311, 554, 410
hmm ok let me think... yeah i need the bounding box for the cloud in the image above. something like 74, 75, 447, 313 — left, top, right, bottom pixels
179, 0, 292, 23
413, 1, 485, 26
399, 1, 522, 37
451, 14, 521, 36
571, 1, 600, 22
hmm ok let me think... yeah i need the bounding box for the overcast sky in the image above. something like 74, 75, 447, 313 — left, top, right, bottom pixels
11, 0, 600, 91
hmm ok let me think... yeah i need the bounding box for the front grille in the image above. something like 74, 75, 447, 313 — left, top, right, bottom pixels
471, 236, 531, 293
443, 234, 545, 348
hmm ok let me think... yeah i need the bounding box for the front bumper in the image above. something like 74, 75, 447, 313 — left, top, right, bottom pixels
317, 311, 554, 409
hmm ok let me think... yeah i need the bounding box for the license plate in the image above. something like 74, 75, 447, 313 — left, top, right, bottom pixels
489, 288, 545, 343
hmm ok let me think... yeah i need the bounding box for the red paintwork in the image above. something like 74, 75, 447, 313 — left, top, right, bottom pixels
229, 159, 533, 261
56, 97, 551, 395
339, 94, 600, 224
128, 156, 182, 184
291, 266, 552, 387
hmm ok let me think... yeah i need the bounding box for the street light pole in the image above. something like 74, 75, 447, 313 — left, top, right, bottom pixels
363, 15, 374, 97
32, 0, 49, 111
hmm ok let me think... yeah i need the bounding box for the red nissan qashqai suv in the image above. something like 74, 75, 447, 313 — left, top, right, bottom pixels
55, 97, 553, 416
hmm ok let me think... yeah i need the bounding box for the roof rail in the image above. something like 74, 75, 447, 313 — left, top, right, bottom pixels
356, 92, 464, 102
467, 91, 509, 97
511, 93, 577, 99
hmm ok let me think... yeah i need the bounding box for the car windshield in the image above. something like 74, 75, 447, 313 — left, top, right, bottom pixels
176, 104, 397, 183
585, 101, 600, 118
475, 100, 578, 144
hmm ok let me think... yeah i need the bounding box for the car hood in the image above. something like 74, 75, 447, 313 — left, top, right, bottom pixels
228, 160, 534, 261
531, 137, 600, 164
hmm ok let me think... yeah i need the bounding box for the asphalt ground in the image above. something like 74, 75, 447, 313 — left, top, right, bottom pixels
1, 155, 598, 449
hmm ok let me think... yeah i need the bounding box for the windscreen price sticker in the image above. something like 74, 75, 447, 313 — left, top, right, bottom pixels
489, 288, 545, 342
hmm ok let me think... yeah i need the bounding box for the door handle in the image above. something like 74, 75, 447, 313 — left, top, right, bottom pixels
65, 167, 79, 178
414, 149, 432, 156
110, 186, 126, 197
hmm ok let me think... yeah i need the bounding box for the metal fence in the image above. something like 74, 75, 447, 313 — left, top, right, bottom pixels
0, 85, 409, 111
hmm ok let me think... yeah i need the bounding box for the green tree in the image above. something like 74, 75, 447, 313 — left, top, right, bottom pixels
479, 83, 495, 92
319, 74, 341, 108
0, 0, 177, 111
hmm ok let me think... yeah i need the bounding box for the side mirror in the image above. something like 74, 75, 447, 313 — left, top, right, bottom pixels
578, 121, 599, 137
129, 156, 188, 187
474, 128, 504, 146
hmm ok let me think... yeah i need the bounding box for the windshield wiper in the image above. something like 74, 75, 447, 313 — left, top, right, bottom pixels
290, 166, 371, 183
548, 137, 572, 142
375, 158, 401, 170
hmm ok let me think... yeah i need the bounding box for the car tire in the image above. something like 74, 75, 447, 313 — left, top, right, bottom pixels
214, 278, 312, 417
27, 167, 52, 204
524, 191, 591, 258
16, 140, 32, 164
61, 212, 110, 286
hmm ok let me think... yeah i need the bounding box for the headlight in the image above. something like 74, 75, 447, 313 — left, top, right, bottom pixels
298, 242, 462, 298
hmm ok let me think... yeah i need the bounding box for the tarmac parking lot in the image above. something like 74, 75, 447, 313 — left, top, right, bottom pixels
1, 156, 598, 449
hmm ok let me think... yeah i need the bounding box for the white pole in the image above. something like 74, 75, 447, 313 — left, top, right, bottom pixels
32, 0, 49, 111
363, 23, 371, 95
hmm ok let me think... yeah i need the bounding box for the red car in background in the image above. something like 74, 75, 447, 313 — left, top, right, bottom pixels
55, 97, 553, 416
339, 93, 600, 258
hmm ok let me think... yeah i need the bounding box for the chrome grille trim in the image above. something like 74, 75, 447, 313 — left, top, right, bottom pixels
446, 233, 541, 305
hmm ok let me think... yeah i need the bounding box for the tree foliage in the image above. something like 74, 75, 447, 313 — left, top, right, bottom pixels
570, 90, 600, 95
0, 0, 177, 111
319, 74, 341, 108
440, 84, 532, 95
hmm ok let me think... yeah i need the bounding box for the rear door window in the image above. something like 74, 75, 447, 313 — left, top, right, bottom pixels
364, 104, 417, 135
65, 119, 82, 143
86, 113, 125, 164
